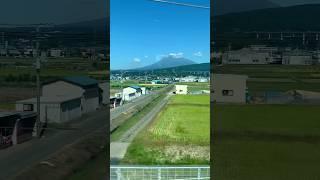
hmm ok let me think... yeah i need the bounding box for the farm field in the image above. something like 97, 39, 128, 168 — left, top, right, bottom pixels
122, 95, 210, 165
213, 104, 320, 180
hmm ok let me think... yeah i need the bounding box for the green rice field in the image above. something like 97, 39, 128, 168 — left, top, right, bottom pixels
213, 104, 320, 180
122, 95, 210, 165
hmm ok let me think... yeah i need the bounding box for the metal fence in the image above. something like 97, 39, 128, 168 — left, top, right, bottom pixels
110, 166, 210, 180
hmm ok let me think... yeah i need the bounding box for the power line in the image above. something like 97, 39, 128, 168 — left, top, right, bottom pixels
149, 0, 209, 9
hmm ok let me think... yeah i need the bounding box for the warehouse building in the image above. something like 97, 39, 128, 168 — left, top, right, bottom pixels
122, 86, 142, 101
16, 95, 82, 123
212, 74, 248, 103
42, 76, 100, 113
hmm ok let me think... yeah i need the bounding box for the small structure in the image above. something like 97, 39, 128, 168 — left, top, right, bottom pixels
16, 95, 82, 123
110, 97, 122, 109
141, 87, 147, 95
122, 86, 142, 101
0, 112, 36, 148
98, 82, 109, 105
212, 74, 248, 103
175, 85, 188, 95
151, 80, 162, 84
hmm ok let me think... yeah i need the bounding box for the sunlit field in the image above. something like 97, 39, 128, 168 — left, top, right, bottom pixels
122, 95, 210, 165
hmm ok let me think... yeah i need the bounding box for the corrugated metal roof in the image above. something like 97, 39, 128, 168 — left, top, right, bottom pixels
63, 76, 98, 87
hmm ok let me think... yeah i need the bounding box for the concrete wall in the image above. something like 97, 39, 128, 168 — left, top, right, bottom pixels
16, 103, 61, 123
16, 98, 82, 123
212, 74, 247, 103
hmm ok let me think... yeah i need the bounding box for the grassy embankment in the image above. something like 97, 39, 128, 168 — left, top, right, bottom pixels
123, 95, 210, 165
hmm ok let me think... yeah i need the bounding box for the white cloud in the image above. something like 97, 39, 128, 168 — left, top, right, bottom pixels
168, 52, 184, 58
133, 58, 141, 63
193, 51, 203, 57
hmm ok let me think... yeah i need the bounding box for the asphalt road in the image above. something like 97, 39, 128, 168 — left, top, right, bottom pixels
0, 107, 109, 180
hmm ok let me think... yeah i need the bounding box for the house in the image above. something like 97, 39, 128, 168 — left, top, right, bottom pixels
16, 95, 82, 123
175, 85, 188, 95
0, 112, 36, 148
122, 86, 142, 101
212, 74, 248, 103
42, 76, 100, 113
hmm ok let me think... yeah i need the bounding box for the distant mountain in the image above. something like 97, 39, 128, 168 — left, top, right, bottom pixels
136, 56, 196, 70
215, 4, 320, 32
57, 18, 108, 32
213, 0, 279, 16
156, 63, 210, 72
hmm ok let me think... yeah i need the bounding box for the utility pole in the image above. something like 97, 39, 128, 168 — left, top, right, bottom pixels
33, 41, 41, 138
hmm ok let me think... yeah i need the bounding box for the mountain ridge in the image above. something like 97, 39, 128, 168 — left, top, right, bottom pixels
134, 56, 196, 70
213, 0, 279, 16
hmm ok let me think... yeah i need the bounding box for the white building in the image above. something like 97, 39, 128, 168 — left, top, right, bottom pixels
42, 76, 100, 114
282, 50, 314, 65
212, 74, 248, 103
141, 87, 147, 95
49, 49, 63, 58
16, 95, 82, 123
122, 86, 142, 101
175, 85, 188, 95
223, 48, 270, 65
180, 76, 197, 82
198, 77, 209, 83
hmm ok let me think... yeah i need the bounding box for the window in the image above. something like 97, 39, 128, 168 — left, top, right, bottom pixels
222, 90, 234, 96
23, 104, 33, 111
252, 59, 259, 63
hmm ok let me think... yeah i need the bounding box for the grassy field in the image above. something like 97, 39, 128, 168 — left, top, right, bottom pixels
122, 95, 210, 165
213, 104, 320, 180
111, 94, 165, 141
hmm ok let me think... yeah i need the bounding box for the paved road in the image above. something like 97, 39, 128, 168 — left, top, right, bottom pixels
0, 108, 108, 180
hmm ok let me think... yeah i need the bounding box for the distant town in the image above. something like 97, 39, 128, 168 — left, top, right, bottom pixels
213, 45, 320, 65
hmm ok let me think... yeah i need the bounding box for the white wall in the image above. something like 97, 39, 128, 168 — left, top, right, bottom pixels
175, 85, 188, 95
212, 74, 247, 103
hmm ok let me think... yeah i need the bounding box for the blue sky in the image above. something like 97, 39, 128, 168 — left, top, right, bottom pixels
111, 0, 210, 70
